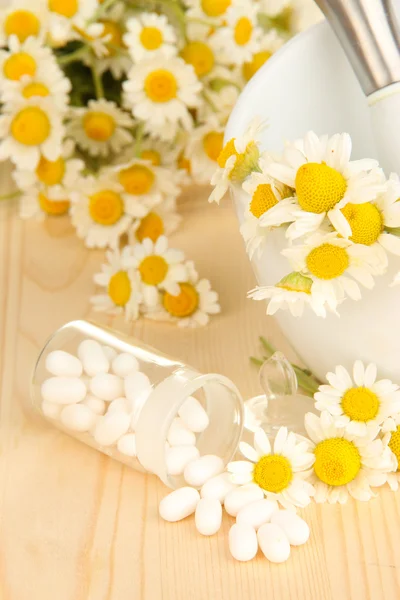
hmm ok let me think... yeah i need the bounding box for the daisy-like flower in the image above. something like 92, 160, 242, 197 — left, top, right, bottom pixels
282, 231, 385, 312
91, 246, 142, 321
146, 260, 220, 327
228, 427, 315, 509
304, 411, 396, 503
315, 361, 400, 436
47, 0, 97, 46
131, 197, 182, 244
241, 163, 296, 258
130, 236, 188, 307
0, 96, 64, 169
248, 271, 328, 318
212, 4, 262, 66
70, 172, 132, 249
1, 67, 71, 111
241, 29, 284, 82
139, 137, 181, 167
123, 56, 202, 140
382, 415, 400, 491
184, 0, 236, 26
180, 31, 229, 84
94, 2, 131, 79
266, 131, 386, 240
0, 0, 48, 46
0, 35, 56, 86
124, 13, 177, 62
186, 117, 225, 184
19, 186, 71, 220
72, 22, 109, 58
68, 99, 133, 157
209, 117, 265, 204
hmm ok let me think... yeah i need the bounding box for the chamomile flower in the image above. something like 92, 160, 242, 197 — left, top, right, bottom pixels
382, 415, 400, 491
227, 427, 315, 509
47, 0, 97, 46
123, 56, 202, 140
146, 260, 221, 327
282, 232, 384, 312
139, 137, 181, 167
70, 172, 132, 249
0, 35, 55, 86
241, 29, 284, 82
248, 271, 328, 318
131, 236, 188, 307
68, 99, 134, 157
0, 0, 49, 46
19, 186, 71, 220
305, 411, 396, 503
124, 13, 177, 62
266, 131, 386, 240
184, 0, 236, 26
91, 246, 142, 321
72, 22, 109, 58
0, 96, 64, 169
180, 35, 227, 84
314, 361, 400, 436
186, 118, 225, 184
209, 117, 265, 204
241, 165, 296, 258
212, 4, 262, 66
95, 2, 131, 79
131, 197, 182, 244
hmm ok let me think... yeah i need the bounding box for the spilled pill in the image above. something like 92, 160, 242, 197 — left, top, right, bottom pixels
61, 404, 97, 433
271, 510, 310, 546
45, 350, 83, 378
183, 454, 224, 488
195, 498, 222, 536
117, 433, 137, 457
167, 418, 196, 447
229, 523, 258, 562
200, 473, 237, 503
166, 445, 200, 476
78, 340, 109, 376
82, 394, 106, 416
178, 396, 209, 432
258, 523, 291, 563
41, 377, 87, 405
236, 499, 279, 530
159, 487, 200, 522
112, 353, 139, 377
93, 412, 131, 446
224, 484, 264, 517
90, 373, 124, 402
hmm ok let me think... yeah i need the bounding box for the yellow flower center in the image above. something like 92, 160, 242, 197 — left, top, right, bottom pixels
217, 138, 237, 168
108, 271, 131, 306
163, 283, 199, 318
11, 106, 50, 146
201, 0, 231, 17
48, 0, 78, 18
234, 17, 253, 46
22, 82, 50, 98
203, 131, 224, 162
296, 163, 347, 214
178, 153, 191, 173
39, 193, 70, 216
389, 426, 400, 472
83, 111, 115, 142
89, 190, 123, 225
250, 184, 279, 218
144, 69, 177, 103
243, 50, 272, 82
314, 438, 361, 486
141, 149, 161, 166
181, 41, 215, 77
140, 26, 163, 50
119, 164, 155, 195
340, 202, 383, 246
36, 155, 65, 186
136, 212, 164, 243
341, 387, 380, 422
253, 454, 293, 493
4, 10, 40, 42
101, 20, 124, 56
306, 243, 349, 280
139, 255, 168, 286
3, 52, 36, 81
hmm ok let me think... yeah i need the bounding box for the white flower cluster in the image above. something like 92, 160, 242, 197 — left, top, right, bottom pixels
210, 122, 400, 318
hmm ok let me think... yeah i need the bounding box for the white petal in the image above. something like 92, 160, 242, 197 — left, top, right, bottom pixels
353, 360, 365, 386
254, 428, 271, 456
239, 442, 259, 462
273, 427, 288, 454
364, 363, 377, 387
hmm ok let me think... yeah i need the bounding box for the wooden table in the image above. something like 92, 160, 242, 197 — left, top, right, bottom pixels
1, 164, 400, 600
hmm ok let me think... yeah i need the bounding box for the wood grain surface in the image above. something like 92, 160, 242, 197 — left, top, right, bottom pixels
1, 162, 400, 600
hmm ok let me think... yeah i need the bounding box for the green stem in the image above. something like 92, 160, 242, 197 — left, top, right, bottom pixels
57, 46, 88, 66
91, 61, 104, 99
0, 190, 21, 201
90, 0, 119, 21
134, 122, 145, 157
202, 90, 217, 113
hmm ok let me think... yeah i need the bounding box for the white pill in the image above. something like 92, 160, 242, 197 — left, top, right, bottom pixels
184, 455, 224, 488
41, 377, 87, 405
93, 412, 131, 446
112, 353, 139, 377
236, 499, 279, 530
271, 510, 310, 546
82, 394, 106, 416
107, 397, 131, 415
258, 523, 291, 563
102, 345, 118, 361
224, 484, 264, 517
45, 350, 83, 378
166, 445, 200, 476
178, 396, 209, 433
195, 498, 222, 536
124, 371, 151, 402
42, 400, 63, 419
117, 433, 137, 457
78, 340, 109, 376
201, 473, 237, 503
159, 487, 200, 522
61, 404, 97, 433
167, 417, 196, 446
90, 373, 124, 401
229, 523, 258, 562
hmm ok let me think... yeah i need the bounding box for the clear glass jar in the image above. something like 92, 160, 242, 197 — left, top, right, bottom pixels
31, 320, 244, 488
